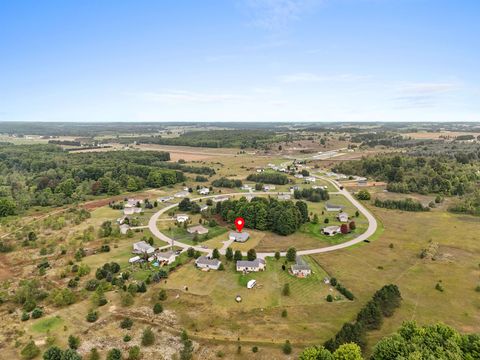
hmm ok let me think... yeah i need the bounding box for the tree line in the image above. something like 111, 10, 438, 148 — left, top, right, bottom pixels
215, 196, 309, 235
212, 177, 242, 188
373, 198, 430, 212
294, 188, 329, 202
246, 172, 289, 185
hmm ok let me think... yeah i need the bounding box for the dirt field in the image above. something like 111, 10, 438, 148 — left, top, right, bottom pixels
404, 131, 480, 140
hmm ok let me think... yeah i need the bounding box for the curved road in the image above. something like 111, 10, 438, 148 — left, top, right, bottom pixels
148, 175, 378, 258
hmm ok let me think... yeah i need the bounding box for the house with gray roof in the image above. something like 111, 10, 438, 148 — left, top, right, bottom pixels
291, 256, 311, 277
195, 256, 222, 270
325, 203, 344, 212
236, 258, 266, 272
156, 251, 177, 265
187, 224, 209, 235
229, 231, 250, 242
132, 241, 155, 255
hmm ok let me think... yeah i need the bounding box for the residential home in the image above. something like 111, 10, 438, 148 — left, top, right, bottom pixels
213, 195, 230, 203
195, 256, 222, 270
119, 224, 130, 235
229, 231, 250, 242
245, 194, 255, 202
126, 198, 143, 207
241, 184, 253, 191
198, 187, 210, 195
294, 174, 304, 179
322, 225, 341, 236
312, 185, 327, 190
117, 216, 129, 225
236, 258, 266, 272
337, 212, 349, 222
187, 225, 209, 235
128, 256, 142, 264
158, 196, 174, 202
304, 176, 316, 183
176, 214, 189, 223
132, 241, 155, 255
325, 203, 344, 212
291, 256, 312, 277
123, 207, 135, 216
200, 204, 209, 212
156, 251, 177, 265
263, 185, 276, 191
277, 194, 291, 200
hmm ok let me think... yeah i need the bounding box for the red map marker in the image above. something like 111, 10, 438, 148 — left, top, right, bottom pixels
235, 217, 245, 232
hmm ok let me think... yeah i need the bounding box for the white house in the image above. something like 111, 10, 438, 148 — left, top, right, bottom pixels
277, 194, 291, 200
305, 176, 316, 183
187, 225, 209, 235
128, 256, 141, 264
213, 195, 230, 203
229, 231, 250, 242
126, 198, 143, 207
158, 196, 174, 203
176, 214, 189, 223
124, 207, 142, 215
174, 191, 189, 198
263, 185, 276, 191
198, 187, 210, 195
241, 184, 253, 191
236, 259, 266, 272
117, 216, 128, 225
291, 256, 312, 277
119, 224, 130, 235
245, 194, 255, 202
195, 256, 221, 270
294, 174, 304, 179
132, 241, 155, 255
156, 251, 177, 265
325, 203, 344, 212
312, 185, 328, 190
322, 226, 341, 236
337, 212, 349, 222
200, 204, 209, 212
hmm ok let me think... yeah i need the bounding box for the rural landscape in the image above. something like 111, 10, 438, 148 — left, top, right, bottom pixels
0, 122, 479, 359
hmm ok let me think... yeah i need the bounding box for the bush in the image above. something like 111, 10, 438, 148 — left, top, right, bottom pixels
330, 277, 337, 286
68, 335, 80, 349
123, 334, 131, 342
141, 327, 155, 346
21, 312, 30, 321
20, 341, 40, 360
106, 348, 122, 360
158, 289, 167, 301
31, 307, 43, 319
282, 340, 292, 355
326, 294, 333, 302
252, 346, 258, 353
86, 309, 98, 322
153, 303, 163, 314
281, 309, 288, 318
120, 317, 133, 329
128, 346, 141, 360
356, 190, 371, 200
282, 283, 290, 296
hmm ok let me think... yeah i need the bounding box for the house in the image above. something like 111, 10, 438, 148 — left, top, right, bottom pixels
187, 225, 209, 235
198, 187, 210, 195
156, 251, 177, 265
357, 179, 368, 186
322, 226, 341, 236
241, 184, 253, 191
256, 168, 264, 173
236, 258, 266, 272
195, 256, 222, 270
263, 185, 276, 191
119, 224, 130, 235
174, 190, 189, 198
291, 256, 312, 277
278, 167, 287, 172
200, 204, 209, 212
132, 241, 155, 255
325, 203, 344, 212
126, 198, 143, 207
229, 231, 250, 242
245, 194, 255, 202
158, 196, 174, 202
117, 216, 128, 225
294, 174, 304, 179
337, 212, 349, 222
128, 256, 142, 264
176, 214, 189, 223
123, 207, 134, 215
213, 195, 230, 203
305, 176, 316, 183
277, 194, 291, 200
312, 185, 328, 190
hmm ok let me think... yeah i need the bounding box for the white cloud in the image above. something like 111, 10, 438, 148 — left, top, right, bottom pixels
394, 82, 460, 109
278, 72, 369, 83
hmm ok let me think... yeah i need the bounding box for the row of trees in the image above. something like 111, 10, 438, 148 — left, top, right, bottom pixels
294, 188, 329, 202
373, 198, 430, 212
246, 172, 289, 185
324, 284, 402, 352
212, 177, 242, 188
215, 197, 308, 235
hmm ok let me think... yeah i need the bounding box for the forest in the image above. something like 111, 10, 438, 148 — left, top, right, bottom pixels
215, 196, 308, 235
0, 144, 185, 215
246, 172, 289, 185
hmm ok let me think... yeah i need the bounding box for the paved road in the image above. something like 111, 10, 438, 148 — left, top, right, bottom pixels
148, 178, 378, 258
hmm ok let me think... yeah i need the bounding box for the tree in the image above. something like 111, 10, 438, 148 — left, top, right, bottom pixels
283, 340, 292, 354
349, 221, 356, 231
234, 250, 242, 261
324, 218, 329, 224
356, 190, 371, 200
274, 251, 281, 260
127, 346, 141, 360
88, 348, 100, 360
86, 309, 98, 322
179, 330, 193, 360
299, 346, 334, 360
187, 247, 195, 257
286, 247, 297, 262
106, 348, 122, 360
62, 349, 82, 360
247, 248, 256, 261
340, 224, 349, 234
153, 303, 163, 314
68, 335, 80, 350
43, 346, 63, 360
141, 327, 155, 346
312, 214, 319, 224
326, 294, 333, 302
21, 341, 40, 360
31, 307, 43, 319
225, 247, 233, 261
356, 300, 382, 330
158, 289, 167, 301
212, 248, 220, 259
120, 318, 133, 329
282, 283, 291, 296
333, 343, 363, 360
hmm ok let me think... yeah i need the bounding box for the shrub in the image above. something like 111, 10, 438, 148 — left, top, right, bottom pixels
326, 294, 333, 302
128, 346, 141, 360
123, 334, 131, 342
20, 341, 40, 360
282, 283, 290, 296
21, 311, 30, 321
120, 318, 133, 329
141, 327, 155, 346
68, 335, 80, 349
252, 346, 258, 353
86, 310, 98, 322
106, 348, 122, 360
153, 303, 163, 314
31, 307, 43, 319
281, 309, 288, 318
282, 340, 292, 355
158, 289, 167, 301
330, 277, 337, 286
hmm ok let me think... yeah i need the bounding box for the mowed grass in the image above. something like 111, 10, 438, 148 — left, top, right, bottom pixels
31, 316, 64, 333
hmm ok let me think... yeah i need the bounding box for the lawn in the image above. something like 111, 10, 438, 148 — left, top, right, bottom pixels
30, 316, 64, 333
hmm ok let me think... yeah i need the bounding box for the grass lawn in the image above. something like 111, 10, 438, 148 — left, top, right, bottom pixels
30, 316, 64, 333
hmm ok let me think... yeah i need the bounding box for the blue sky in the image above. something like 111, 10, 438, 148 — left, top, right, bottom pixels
0, 0, 479, 122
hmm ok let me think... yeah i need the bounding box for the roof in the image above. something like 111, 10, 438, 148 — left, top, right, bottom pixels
338, 212, 349, 217
229, 231, 249, 241
323, 226, 341, 232
133, 241, 154, 252
237, 258, 265, 268
176, 213, 189, 218
187, 225, 209, 234
325, 203, 344, 209
196, 256, 221, 266
157, 251, 175, 260
292, 264, 311, 271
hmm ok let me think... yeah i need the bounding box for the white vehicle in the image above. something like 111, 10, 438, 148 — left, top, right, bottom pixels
247, 279, 257, 289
